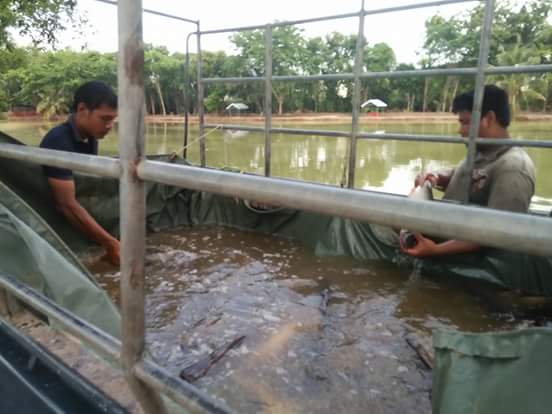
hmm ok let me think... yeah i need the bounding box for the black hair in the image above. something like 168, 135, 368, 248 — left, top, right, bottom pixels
71, 81, 117, 113
452, 84, 510, 128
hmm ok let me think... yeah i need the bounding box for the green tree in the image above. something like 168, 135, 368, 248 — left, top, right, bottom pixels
389, 63, 424, 111
231, 25, 308, 115
0, 0, 78, 47
423, 0, 552, 66
422, 0, 551, 113
493, 43, 544, 114
3, 48, 116, 114
362, 42, 396, 105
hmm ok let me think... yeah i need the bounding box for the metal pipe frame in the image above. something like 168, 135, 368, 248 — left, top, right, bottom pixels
203, 124, 552, 148
97, 1, 200, 160
184, 31, 198, 158
95, 0, 199, 24
463, 0, 495, 203
264, 25, 273, 177
0, 1, 550, 413
198, 0, 479, 35
1, 141, 551, 255
193, 0, 550, 191
194, 1, 487, 175
201, 64, 552, 84
0, 144, 120, 178
197, 23, 206, 167
347, 0, 366, 188
117, 1, 168, 413
0, 272, 232, 414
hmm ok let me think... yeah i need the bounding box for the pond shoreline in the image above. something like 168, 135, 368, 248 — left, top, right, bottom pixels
5, 111, 552, 125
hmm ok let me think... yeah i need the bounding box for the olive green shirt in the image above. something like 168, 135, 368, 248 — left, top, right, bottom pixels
443, 146, 536, 213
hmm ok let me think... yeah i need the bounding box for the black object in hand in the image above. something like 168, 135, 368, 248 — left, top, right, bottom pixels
400, 231, 418, 249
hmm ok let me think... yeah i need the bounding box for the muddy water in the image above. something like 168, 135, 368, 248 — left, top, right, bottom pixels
87, 226, 531, 413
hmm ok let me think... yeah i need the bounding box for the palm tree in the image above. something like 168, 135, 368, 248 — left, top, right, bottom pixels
495, 42, 545, 116
36, 88, 69, 120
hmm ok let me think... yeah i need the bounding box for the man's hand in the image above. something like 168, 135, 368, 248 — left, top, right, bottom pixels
401, 234, 481, 257
414, 171, 452, 190
414, 172, 437, 187
400, 233, 437, 257
102, 238, 120, 266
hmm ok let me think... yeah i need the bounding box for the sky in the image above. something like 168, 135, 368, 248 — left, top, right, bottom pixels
15, 0, 480, 65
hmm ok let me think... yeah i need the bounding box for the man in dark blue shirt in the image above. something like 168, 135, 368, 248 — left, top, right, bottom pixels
40, 81, 120, 265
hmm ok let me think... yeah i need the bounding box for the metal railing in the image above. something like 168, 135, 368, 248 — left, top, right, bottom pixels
0, 1, 551, 413
189, 0, 552, 194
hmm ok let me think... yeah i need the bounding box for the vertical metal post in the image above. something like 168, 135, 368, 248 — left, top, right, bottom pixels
264, 25, 273, 177
183, 33, 192, 159
347, 0, 366, 188
463, 0, 495, 203
117, 1, 167, 413
197, 24, 206, 167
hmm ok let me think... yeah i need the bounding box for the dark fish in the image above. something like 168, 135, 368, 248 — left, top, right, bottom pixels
319, 288, 330, 315
179, 335, 246, 382
400, 181, 433, 249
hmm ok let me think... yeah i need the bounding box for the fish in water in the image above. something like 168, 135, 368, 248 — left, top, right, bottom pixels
400, 180, 433, 249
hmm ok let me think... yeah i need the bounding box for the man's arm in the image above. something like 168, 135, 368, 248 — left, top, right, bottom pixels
400, 233, 480, 257
47, 177, 120, 265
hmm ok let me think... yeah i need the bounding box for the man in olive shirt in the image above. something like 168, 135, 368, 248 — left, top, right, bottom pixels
401, 85, 536, 258
40, 81, 120, 265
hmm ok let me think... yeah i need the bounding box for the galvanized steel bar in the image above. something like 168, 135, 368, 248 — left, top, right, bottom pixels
198, 0, 477, 36
362, 0, 479, 17
95, 0, 198, 24
183, 32, 194, 158
463, 0, 495, 203
117, 1, 168, 413
0, 272, 232, 414
264, 25, 273, 177
205, 124, 352, 138
137, 160, 552, 256
201, 64, 552, 84
197, 25, 206, 167
347, 1, 366, 188
2, 126, 549, 176
0, 144, 120, 177
204, 124, 552, 147
198, 12, 359, 35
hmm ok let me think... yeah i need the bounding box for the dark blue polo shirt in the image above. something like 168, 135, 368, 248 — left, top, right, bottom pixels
39, 117, 98, 180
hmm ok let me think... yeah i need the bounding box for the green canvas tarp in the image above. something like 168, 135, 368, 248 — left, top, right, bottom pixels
0, 181, 120, 337
433, 328, 552, 414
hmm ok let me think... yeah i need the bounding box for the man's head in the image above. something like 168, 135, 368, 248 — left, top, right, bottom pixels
452, 85, 510, 139
72, 81, 118, 139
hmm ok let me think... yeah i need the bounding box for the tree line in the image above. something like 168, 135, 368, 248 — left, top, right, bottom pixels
0, 0, 550, 117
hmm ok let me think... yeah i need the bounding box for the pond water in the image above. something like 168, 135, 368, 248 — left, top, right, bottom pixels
2, 119, 552, 209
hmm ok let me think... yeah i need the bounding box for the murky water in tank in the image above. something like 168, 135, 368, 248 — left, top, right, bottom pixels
86, 225, 536, 413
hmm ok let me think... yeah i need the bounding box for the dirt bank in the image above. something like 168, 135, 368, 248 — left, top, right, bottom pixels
9, 111, 551, 124
149, 111, 552, 124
